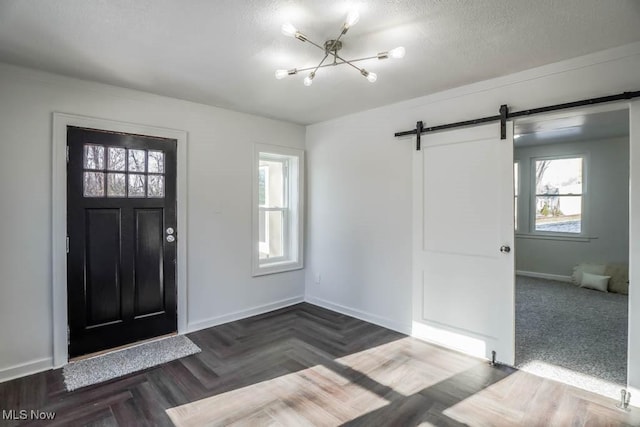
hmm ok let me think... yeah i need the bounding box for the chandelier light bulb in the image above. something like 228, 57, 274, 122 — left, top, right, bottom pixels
281, 23, 298, 37
304, 72, 315, 86
361, 69, 377, 83
275, 69, 298, 80
345, 10, 360, 28
388, 46, 406, 59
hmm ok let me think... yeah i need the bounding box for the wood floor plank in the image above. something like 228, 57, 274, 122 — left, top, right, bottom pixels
1, 303, 638, 426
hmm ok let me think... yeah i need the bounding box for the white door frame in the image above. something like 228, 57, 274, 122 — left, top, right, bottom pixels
51, 113, 188, 368
629, 100, 640, 406
513, 101, 638, 405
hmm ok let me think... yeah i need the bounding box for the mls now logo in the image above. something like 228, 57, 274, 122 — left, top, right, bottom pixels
2, 410, 56, 420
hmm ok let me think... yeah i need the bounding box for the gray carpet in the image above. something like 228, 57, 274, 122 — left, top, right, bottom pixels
63, 335, 201, 391
515, 275, 628, 396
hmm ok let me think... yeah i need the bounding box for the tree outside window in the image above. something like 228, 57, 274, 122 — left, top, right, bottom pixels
534, 157, 583, 233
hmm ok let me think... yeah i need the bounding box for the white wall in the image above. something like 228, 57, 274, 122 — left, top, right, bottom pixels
0, 63, 305, 381
515, 137, 629, 277
305, 42, 640, 395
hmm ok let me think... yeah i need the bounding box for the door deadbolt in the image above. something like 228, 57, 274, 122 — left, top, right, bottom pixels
500, 245, 511, 254
166, 227, 175, 235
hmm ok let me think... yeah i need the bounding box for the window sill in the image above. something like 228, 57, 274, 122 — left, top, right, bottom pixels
515, 233, 596, 243
252, 260, 303, 277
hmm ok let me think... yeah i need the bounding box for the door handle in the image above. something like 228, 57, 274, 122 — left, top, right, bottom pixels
500, 245, 511, 254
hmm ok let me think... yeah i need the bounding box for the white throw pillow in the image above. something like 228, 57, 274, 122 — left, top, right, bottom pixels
572, 263, 607, 284
580, 272, 610, 292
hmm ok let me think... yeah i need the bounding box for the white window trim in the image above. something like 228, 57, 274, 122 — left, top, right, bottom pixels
252, 143, 304, 276
529, 153, 588, 237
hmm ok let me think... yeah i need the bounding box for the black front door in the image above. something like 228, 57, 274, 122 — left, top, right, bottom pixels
67, 127, 177, 358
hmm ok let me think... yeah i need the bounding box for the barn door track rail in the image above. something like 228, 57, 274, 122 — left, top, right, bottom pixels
395, 90, 640, 150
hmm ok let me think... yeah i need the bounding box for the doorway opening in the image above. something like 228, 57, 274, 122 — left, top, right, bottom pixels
513, 107, 630, 397
66, 126, 178, 358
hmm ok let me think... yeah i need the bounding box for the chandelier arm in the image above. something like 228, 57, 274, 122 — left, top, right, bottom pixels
305, 38, 326, 51
327, 30, 346, 52
341, 55, 379, 63
300, 25, 368, 75
296, 60, 348, 73
311, 53, 331, 76
309, 27, 351, 75
294, 54, 378, 73
293, 54, 380, 73
335, 54, 365, 72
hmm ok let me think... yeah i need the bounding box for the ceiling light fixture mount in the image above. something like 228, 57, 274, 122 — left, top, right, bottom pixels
276, 10, 404, 86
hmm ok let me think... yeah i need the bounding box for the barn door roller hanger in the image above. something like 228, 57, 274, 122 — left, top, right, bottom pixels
395, 90, 640, 151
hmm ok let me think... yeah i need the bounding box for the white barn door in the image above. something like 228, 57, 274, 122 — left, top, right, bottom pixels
412, 122, 515, 365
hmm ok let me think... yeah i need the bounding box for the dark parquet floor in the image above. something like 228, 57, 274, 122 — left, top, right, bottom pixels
1, 303, 638, 426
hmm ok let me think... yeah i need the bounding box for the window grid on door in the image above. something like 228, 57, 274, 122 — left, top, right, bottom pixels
82, 144, 165, 198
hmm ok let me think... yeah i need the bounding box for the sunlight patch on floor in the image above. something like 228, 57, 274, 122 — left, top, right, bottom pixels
335, 336, 480, 397
442, 370, 528, 425
166, 337, 485, 426
518, 359, 623, 398
165, 364, 390, 426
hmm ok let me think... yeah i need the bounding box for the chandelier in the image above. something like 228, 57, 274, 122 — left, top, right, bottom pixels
275, 10, 405, 86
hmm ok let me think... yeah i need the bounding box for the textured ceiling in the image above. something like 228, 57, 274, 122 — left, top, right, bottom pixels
1, 1, 640, 125
514, 109, 629, 147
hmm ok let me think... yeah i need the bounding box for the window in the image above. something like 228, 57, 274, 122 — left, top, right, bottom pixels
82, 144, 165, 198
533, 156, 584, 234
252, 144, 304, 275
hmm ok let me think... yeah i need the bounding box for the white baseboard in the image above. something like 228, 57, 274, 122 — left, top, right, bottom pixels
187, 296, 305, 333
0, 357, 52, 384
516, 270, 573, 283
305, 295, 412, 335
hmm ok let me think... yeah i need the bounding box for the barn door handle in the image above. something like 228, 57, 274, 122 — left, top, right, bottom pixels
500, 245, 511, 254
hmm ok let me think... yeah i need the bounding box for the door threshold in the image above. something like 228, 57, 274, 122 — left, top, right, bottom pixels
69, 332, 178, 362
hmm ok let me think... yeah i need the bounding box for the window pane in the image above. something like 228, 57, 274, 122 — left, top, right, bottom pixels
107, 147, 126, 171
259, 159, 286, 208
107, 173, 126, 197
258, 209, 267, 254
128, 174, 146, 197
259, 210, 284, 260
148, 150, 164, 173
84, 145, 105, 170
258, 166, 267, 206
536, 158, 582, 195
535, 195, 582, 233
148, 175, 164, 198
83, 172, 105, 197
128, 149, 146, 172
